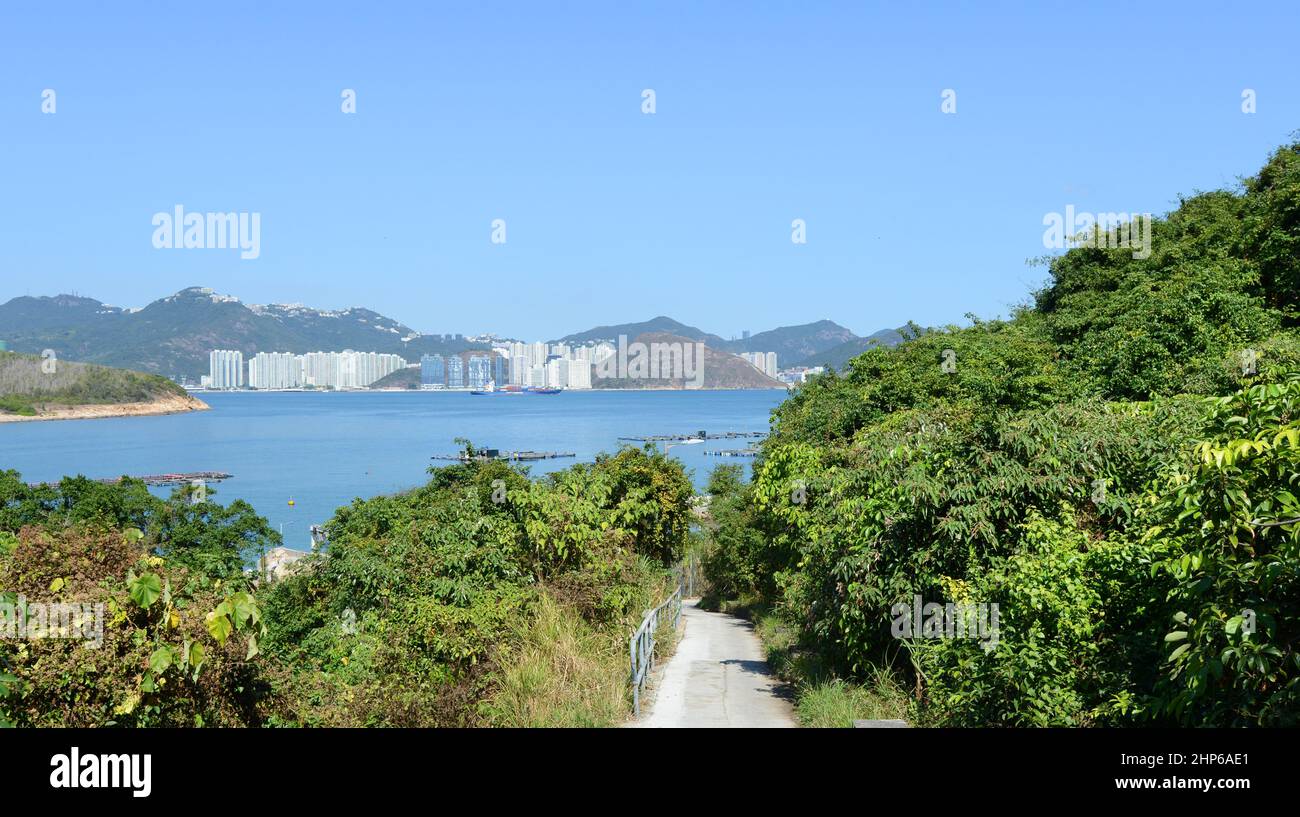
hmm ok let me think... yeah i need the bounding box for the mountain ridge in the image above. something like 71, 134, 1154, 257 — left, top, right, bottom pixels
0, 286, 902, 382
0, 287, 487, 380
790, 327, 911, 369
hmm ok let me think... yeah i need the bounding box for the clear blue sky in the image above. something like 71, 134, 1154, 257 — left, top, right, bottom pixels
1, 1, 1296, 340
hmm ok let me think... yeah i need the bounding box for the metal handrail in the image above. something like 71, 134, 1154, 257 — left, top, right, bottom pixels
629, 581, 683, 717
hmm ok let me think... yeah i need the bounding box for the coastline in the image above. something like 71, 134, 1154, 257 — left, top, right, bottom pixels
0, 393, 210, 423
200, 386, 790, 394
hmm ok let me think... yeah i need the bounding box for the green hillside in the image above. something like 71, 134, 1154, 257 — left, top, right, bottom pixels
790, 325, 910, 369
553, 315, 727, 347
700, 141, 1300, 727
369, 366, 422, 389
721, 319, 858, 362
0, 287, 488, 380
0, 351, 188, 416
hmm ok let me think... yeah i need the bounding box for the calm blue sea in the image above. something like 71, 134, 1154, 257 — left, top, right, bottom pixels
0, 390, 785, 549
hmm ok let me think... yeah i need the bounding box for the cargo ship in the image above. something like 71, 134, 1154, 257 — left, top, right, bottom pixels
470, 382, 562, 395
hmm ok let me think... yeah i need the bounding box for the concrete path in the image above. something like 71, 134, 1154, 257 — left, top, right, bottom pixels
635, 600, 797, 728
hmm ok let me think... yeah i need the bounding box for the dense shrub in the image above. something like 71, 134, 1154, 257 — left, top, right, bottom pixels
1143, 379, 1300, 725
259, 445, 690, 726
699, 142, 1300, 727
0, 526, 270, 727
2, 444, 692, 727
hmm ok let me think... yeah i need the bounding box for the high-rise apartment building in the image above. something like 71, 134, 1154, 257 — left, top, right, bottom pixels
466, 355, 492, 389
447, 355, 465, 388
566, 359, 592, 389
545, 357, 567, 388
420, 354, 446, 388
510, 355, 529, 385
528, 363, 546, 387
248, 351, 303, 389
208, 350, 245, 389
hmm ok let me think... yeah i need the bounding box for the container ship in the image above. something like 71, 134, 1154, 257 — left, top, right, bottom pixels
470, 382, 563, 395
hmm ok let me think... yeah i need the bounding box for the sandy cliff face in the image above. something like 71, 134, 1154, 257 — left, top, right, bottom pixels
0, 393, 210, 423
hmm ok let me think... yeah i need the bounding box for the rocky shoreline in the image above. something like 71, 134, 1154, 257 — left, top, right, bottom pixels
0, 393, 210, 423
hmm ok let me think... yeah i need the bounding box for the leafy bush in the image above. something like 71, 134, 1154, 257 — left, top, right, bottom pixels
259, 445, 691, 726
0, 526, 270, 727
1144, 379, 1300, 725
912, 510, 1169, 726
699, 142, 1300, 728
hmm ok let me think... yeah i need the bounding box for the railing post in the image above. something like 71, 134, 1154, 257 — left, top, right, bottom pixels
628, 566, 692, 718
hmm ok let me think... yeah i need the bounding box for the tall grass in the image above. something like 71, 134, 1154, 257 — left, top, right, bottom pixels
796, 670, 910, 728
485, 594, 629, 727
711, 595, 914, 728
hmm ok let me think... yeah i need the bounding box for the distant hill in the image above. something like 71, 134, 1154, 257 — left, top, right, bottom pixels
791, 327, 911, 370
1, 289, 889, 383
370, 367, 422, 389
592, 332, 784, 390
0, 351, 206, 420
721, 320, 858, 363
560, 316, 863, 370
0, 287, 488, 380
554, 316, 727, 348
0, 293, 126, 332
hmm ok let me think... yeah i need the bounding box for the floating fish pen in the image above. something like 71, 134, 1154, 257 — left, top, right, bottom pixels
618, 430, 766, 443
704, 448, 759, 457
430, 449, 576, 462
27, 471, 233, 488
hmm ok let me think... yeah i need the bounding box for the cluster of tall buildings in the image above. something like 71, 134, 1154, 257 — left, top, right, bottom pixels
205, 349, 408, 390
418, 352, 508, 389
207, 350, 245, 389
739, 351, 779, 379
205, 339, 786, 392
501, 340, 611, 390
418, 341, 612, 390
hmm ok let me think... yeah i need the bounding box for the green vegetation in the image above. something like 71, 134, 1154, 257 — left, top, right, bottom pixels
0, 445, 692, 727
7, 142, 1298, 729
698, 141, 1300, 727
0, 351, 188, 416
0, 474, 280, 726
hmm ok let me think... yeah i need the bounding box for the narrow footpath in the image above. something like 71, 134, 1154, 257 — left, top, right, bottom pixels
635, 599, 797, 728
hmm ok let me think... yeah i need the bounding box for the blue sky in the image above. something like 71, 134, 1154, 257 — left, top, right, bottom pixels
1, 1, 1297, 340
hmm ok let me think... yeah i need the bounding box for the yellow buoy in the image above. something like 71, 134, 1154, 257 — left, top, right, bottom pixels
288, 498, 295, 506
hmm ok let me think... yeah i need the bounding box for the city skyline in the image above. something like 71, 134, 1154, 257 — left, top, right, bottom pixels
206, 337, 794, 391
206, 348, 408, 390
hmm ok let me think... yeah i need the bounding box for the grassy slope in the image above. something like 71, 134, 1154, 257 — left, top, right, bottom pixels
0, 351, 187, 416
